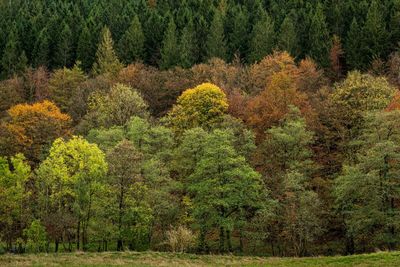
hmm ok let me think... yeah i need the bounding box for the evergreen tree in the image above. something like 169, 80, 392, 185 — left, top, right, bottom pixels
363, 0, 388, 61
248, 11, 275, 63
160, 16, 179, 69
179, 18, 196, 68
77, 23, 95, 71
308, 3, 331, 67
278, 15, 298, 57
33, 28, 50, 67
53, 22, 73, 68
345, 18, 364, 70
1, 24, 20, 77
228, 5, 249, 60
206, 9, 227, 61
118, 15, 145, 64
92, 26, 123, 76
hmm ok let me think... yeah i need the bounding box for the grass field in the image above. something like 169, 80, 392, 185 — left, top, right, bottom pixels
1, 251, 399, 267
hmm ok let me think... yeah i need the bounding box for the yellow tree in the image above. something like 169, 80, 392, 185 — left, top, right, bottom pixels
167, 83, 228, 134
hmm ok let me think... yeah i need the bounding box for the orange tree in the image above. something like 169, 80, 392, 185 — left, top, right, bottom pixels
0, 100, 71, 165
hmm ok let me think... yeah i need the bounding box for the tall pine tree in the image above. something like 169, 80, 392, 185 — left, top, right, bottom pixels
308, 3, 331, 68
92, 26, 123, 76
53, 22, 73, 68
206, 9, 227, 61
33, 27, 50, 67
248, 11, 275, 63
345, 18, 364, 70
118, 15, 145, 64
179, 18, 197, 68
278, 15, 298, 57
160, 16, 179, 69
1, 23, 20, 78
77, 22, 95, 71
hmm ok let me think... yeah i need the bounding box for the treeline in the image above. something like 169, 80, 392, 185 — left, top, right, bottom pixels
1, 0, 400, 77
2, 21, 400, 255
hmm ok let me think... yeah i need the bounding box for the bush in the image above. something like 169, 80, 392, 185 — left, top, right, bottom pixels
166, 226, 195, 253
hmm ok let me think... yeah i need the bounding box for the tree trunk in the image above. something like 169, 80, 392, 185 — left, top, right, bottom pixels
76, 220, 80, 250
219, 226, 225, 253
226, 230, 232, 252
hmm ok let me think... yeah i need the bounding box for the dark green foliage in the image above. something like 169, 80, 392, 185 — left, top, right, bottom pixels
160, 16, 179, 69
206, 9, 227, 61
118, 15, 145, 64
248, 11, 275, 63
53, 22, 73, 68
179, 19, 197, 68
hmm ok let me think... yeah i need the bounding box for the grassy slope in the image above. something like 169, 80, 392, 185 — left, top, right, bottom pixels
0, 251, 399, 267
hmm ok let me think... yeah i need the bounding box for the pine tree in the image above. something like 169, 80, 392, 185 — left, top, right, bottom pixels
92, 26, 123, 76
248, 11, 275, 63
33, 28, 50, 67
179, 18, 196, 68
53, 22, 73, 68
1, 24, 20, 78
160, 16, 179, 69
206, 9, 227, 61
228, 5, 249, 60
118, 15, 145, 64
77, 23, 95, 71
345, 18, 364, 70
364, 0, 388, 60
308, 3, 331, 67
278, 15, 298, 57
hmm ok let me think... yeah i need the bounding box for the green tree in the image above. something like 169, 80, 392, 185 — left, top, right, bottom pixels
36, 136, 107, 250
77, 23, 95, 71
53, 22, 73, 68
248, 11, 275, 63
48, 64, 87, 122
33, 28, 50, 67
179, 18, 196, 68
345, 18, 364, 70
278, 15, 298, 57
160, 16, 179, 69
228, 5, 249, 60
92, 26, 123, 76
24, 220, 47, 253
118, 15, 145, 64
363, 0, 388, 61
188, 129, 263, 252
106, 139, 152, 251
206, 9, 227, 61
307, 3, 331, 67
335, 110, 400, 251
81, 83, 148, 131
1, 24, 21, 77
0, 154, 31, 252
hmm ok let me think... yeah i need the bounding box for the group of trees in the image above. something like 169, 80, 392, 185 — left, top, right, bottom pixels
1, 0, 400, 77
2, 0, 400, 258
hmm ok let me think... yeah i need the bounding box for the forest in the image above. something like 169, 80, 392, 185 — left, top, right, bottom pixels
1, 0, 400, 258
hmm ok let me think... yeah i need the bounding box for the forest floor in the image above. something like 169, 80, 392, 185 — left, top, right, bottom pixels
0, 251, 399, 267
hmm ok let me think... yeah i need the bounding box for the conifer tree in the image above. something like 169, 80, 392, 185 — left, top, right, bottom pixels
228, 5, 249, 60
54, 22, 73, 68
278, 15, 298, 57
206, 9, 227, 61
92, 26, 123, 76
364, 0, 388, 60
160, 16, 179, 69
33, 28, 50, 67
179, 18, 196, 68
1, 24, 20, 77
77, 23, 95, 71
345, 18, 364, 70
118, 15, 145, 64
308, 3, 331, 67
248, 11, 275, 63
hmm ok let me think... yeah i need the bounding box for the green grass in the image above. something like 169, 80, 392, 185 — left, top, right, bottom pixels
0, 251, 399, 266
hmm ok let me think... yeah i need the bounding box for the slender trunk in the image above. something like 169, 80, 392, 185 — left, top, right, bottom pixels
219, 226, 225, 253
55, 239, 59, 253
117, 183, 124, 251
239, 229, 244, 253
76, 220, 80, 250
226, 230, 232, 252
